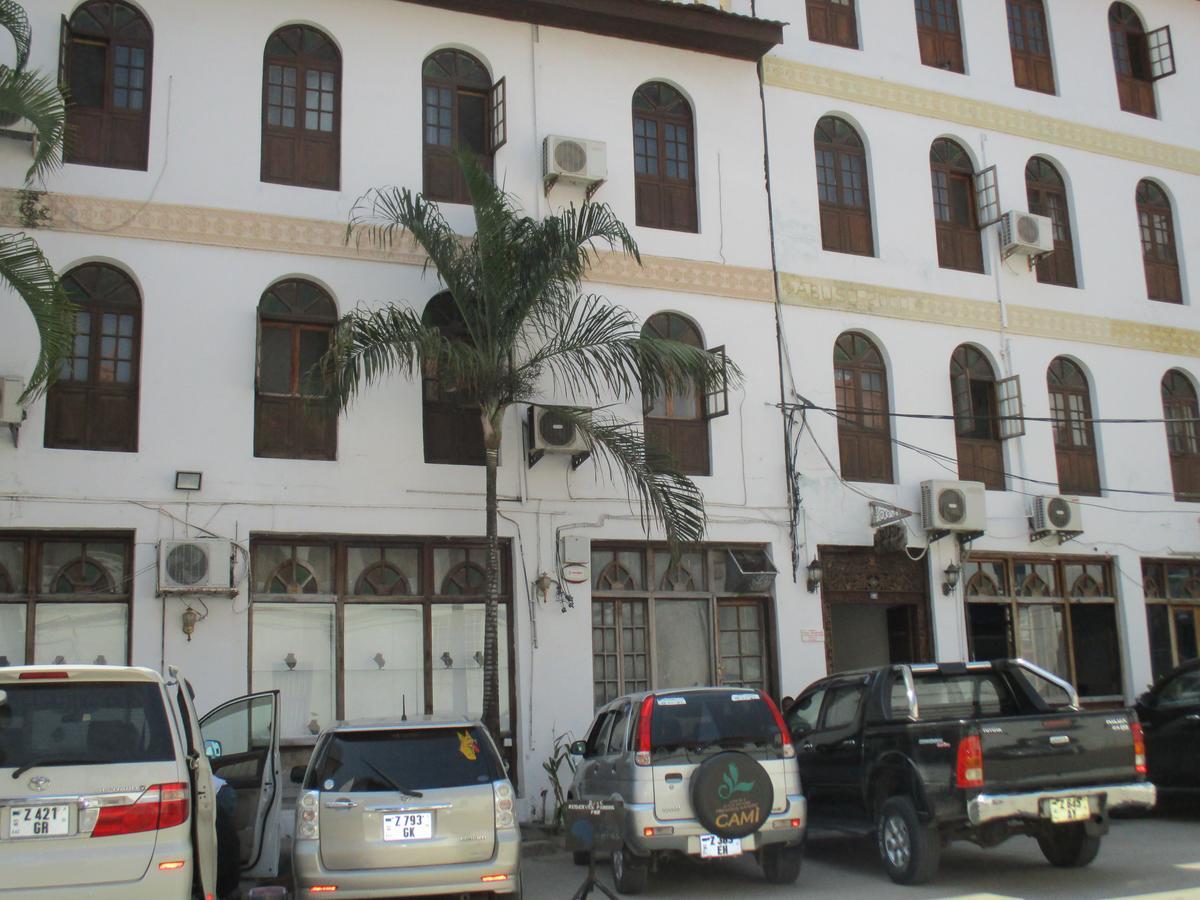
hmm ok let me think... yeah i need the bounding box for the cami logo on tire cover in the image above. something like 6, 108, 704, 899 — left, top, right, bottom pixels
713, 762, 761, 830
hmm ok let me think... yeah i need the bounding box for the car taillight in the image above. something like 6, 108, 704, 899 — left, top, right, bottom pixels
92, 783, 189, 837
494, 781, 515, 829
635, 694, 655, 766
1131, 722, 1147, 776
955, 735, 984, 789
296, 790, 320, 840
759, 691, 796, 760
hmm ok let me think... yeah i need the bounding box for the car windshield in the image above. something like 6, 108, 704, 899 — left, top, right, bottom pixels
0, 681, 174, 770
308, 727, 503, 793
648, 692, 780, 755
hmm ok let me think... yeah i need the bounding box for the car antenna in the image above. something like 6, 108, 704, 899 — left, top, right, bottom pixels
401, 694, 407, 722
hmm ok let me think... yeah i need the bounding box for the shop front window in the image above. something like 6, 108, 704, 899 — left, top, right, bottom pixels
1143, 560, 1200, 681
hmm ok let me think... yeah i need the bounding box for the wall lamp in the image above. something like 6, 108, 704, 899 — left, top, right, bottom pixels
942, 563, 962, 596
174, 470, 203, 491
806, 558, 823, 593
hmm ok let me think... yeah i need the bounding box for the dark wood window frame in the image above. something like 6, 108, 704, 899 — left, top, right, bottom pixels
632, 82, 699, 233
1006, 0, 1056, 95
815, 117, 874, 257
422, 49, 506, 205
642, 312, 726, 477
1047, 357, 1100, 496
833, 332, 893, 483
806, 0, 859, 49
930, 139, 985, 274
1108, 3, 1173, 119
261, 25, 342, 190
1142, 559, 1200, 681
0, 531, 134, 667
1162, 369, 1200, 502
255, 279, 338, 461
1137, 180, 1182, 304
422, 292, 485, 466
59, 2, 153, 171
590, 543, 776, 708
1025, 157, 1077, 288
950, 345, 1005, 490
44, 263, 141, 453
247, 535, 517, 766
914, 0, 964, 73
964, 555, 1123, 701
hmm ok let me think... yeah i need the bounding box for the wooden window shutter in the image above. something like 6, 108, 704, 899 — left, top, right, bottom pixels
974, 165, 1002, 229
489, 76, 507, 153
58, 15, 71, 88
996, 375, 1026, 439
1147, 26, 1175, 80
702, 346, 729, 420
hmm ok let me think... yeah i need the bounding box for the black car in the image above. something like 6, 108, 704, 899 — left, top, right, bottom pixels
1136, 659, 1200, 793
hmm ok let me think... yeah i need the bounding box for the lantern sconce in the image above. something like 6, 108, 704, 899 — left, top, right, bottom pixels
441, 651, 454, 669
806, 558, 823, 593
942, 563, 962, 596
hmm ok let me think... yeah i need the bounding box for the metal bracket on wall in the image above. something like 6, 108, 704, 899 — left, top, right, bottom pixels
956, 530, 984, 545
7, 422, 18, 448
570, 450, 591, 470
1029, 528, 1081, 545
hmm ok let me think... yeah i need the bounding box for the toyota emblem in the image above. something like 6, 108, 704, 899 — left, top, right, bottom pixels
28, 776, 50, 792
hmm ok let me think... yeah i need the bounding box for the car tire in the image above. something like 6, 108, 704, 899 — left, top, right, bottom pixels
573, 849, 591, 866
612, 844, 649, 895
1037, 824, 1101, 868
877, 796, 941, 885
760, 843, 803, 884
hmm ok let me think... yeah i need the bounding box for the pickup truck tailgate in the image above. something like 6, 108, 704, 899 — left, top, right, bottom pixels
979, 710, 1138, 792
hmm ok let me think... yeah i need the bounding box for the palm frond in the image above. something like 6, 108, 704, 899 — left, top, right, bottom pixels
0, 230, 74, 403
0, 0, 31, 71
635, 331, 742, 405
320, 303, 437, 410
0, 65, 66, 184
553, 407, 707, 549
520, 294, 644, 401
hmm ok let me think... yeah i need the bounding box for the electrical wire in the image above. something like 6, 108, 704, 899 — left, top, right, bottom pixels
782, 400, 1200, 427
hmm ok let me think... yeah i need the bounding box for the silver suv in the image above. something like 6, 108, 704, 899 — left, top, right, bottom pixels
292, 717, 521, 898
569, 687, 806, 894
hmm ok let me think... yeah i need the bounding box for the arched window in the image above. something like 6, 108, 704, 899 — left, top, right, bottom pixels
1137, 180, 1182, 303
806, 0, 858, 49
814, 117, 873, 257
255, 279, 337, 460
950, 346, 1004, 490
60, 1, 152, 170
1047, 358, 1100, 496
422, 49, 506, 204
1005, 0, 1055, 94
930, 139, 983, 274
914, 0, 964, 73
1025, 158, 1077, 288
833, 333, 892, 483
44, 264, 141, 452
642, 313, 710, 476
423, 292, 484, 466
632, 82, 698, 233
1161, 370, 1200, 501
1109, 3, 1157, 117
261, 25, 341, 190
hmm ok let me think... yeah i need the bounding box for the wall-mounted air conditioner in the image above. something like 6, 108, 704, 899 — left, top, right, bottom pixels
542, 135, 607, 197
158, 538, 233, 593
920, 480, 987, 536
1030, 495, 1083, 543
999, 210, 1054, 259
528, 405, 591, 469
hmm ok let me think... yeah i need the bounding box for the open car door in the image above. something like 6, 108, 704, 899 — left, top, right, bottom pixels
200, 691, 282, 878
170, 671, 217, 900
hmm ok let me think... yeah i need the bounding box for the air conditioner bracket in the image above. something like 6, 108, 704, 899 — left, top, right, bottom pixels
584, 178, 605, 201
957, 530, 984, 546
1029, 528, 1082, 545
542, 173, 559, 197
570, 450, 591, 470
528, 448, 544, 469
157, 588, 238, 599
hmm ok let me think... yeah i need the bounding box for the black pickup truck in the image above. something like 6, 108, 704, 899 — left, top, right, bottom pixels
786, 660, 1156, 885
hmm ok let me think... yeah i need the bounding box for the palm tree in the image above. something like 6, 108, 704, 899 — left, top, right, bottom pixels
0, 0, 72, 402
325, 154, 732, 741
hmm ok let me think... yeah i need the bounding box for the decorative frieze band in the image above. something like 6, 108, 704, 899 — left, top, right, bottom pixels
763, 57, 1200, 177
4, 189, 1197, 357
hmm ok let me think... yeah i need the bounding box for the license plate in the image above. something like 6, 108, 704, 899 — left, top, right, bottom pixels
1046, 796, 1090, 824
699, 835, 742, 859
382, 812, 433, 841
9, 804, 71, 838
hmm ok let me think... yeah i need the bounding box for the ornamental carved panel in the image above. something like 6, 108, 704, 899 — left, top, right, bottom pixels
819, 546, 928, 595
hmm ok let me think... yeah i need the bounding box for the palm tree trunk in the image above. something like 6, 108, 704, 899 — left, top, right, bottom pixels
481, 427, 502, 744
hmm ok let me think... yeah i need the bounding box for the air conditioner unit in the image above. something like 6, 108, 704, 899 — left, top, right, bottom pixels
542, 135, 607, 191
999, 210, 1054, 258
528, 405, 591, 469
158, 538, 233, 593
0, 376, 23, 425
1031, 495, 1083, 541
920, 480, 987, 535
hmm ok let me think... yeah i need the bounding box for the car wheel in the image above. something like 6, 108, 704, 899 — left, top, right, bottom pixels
877, 796, 941, 885
573, 849, 591, 866
612, 844, 649, 895
1037, 824, 1101, 868
760, 843, 803, 884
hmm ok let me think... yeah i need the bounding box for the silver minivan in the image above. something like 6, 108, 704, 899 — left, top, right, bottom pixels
0, 665, 282, 899
292, 717, 521, 898
569, 687, 806, 894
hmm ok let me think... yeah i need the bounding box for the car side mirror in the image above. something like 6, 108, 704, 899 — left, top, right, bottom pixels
569, 740, 588, 757
204, 739, 222, 759
290, 765, 307, 785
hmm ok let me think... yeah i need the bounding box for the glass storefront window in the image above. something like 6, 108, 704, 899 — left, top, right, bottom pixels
344, 605, 424, 720
1017, 604, 1069, 682
251, 604, 336, 737
33, 602, 128, 665
0, 605, 26, 666
431, 604, 509, 729
655, 599, 711, 688
1143, 560, 1200, 680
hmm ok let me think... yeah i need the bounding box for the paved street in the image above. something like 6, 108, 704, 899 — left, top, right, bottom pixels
523, 806, 1200, 899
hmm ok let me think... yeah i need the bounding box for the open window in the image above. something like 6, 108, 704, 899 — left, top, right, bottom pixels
1109, 3, 1172, 118
950, 345, 1005, 490
641, 312, 715, 476
200, 691, 282, 879
423, 50, 505, 203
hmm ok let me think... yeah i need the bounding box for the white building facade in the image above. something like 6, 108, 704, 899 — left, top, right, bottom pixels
0, 0, 1197, 815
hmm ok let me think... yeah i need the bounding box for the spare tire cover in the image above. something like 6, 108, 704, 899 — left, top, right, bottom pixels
690, 751, 774, 839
